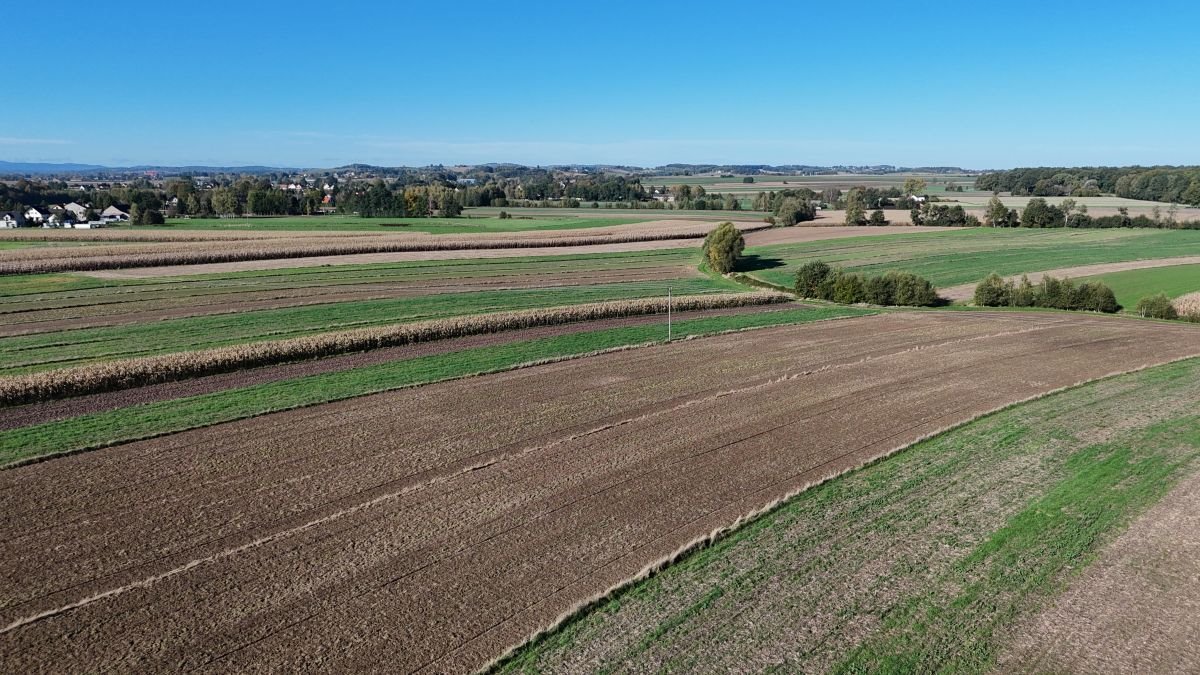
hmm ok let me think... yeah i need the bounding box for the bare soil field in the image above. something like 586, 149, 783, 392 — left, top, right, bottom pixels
3, 312, 1198, 673
940, 255, 1200, 301
996, 470, 1200, 674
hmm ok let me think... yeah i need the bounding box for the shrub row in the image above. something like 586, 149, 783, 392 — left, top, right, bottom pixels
0, 292, 791, 406
973, 273, 1119, 312
795, 261, 940, 306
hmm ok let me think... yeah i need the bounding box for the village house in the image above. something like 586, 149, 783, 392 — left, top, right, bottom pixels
1, 211, 27, 228
101, 205, 131, 222
24, 207, 46, 224
63, 202, 90, 220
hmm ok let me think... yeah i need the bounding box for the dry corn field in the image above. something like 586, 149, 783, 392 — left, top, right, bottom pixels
3, 311, 1199, 673
0, 292, 788, 405
1174, 291, 1200, 319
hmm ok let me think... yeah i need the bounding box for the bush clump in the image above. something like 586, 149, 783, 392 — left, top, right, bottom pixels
1136, 293, 1179, 320
702, 222, 745, 274
794, 261, 939, 306
973, 273, 1120, 313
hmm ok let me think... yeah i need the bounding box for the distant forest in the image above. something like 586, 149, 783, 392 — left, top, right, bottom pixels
975, 166, 1200, 205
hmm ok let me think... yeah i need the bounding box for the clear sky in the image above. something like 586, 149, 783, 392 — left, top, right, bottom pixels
4, 0, 1199, 169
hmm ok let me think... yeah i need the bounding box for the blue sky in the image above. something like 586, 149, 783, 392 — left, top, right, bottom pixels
4, 1, 1199, 169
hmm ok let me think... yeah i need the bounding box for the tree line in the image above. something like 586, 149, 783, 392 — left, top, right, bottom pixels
976, 166, 1200, 205
984, 197, 1200, 229
974, 273, 1119, 312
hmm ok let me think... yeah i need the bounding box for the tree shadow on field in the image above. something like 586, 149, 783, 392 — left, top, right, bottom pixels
735, 254, 786, 273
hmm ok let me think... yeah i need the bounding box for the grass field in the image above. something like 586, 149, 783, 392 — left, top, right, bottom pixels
497, 357, 1200, 673
159, 214, 649, 232
0, 305, 867, 465
1077, 263, 1200, 308
742, 227, 1200, 290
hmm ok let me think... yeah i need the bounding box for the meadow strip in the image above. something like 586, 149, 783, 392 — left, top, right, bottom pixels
0, 292, 790, 405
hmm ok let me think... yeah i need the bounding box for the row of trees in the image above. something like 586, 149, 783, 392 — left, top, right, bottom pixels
795, 261, 939, 306
973, 273, 1119, 312
976, 166, 1200, 205
984, 197, 1200, 229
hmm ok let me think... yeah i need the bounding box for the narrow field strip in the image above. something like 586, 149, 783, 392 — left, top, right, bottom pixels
0, 278, 741, 375
0, 256, 703, 336
0, 222, 768, 275
938, 256, 1200, 301
0, 292, 788, 405
0, 305, 864, 466
2, 312, 1198, 673
744, 227, 1200, 290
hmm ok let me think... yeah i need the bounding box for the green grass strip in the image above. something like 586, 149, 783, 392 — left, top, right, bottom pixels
0, 305, 868, 466
833, 416, 1199, 673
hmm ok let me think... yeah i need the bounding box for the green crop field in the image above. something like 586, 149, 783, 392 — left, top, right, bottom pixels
743, 227, 1200, 290
497, 357, 1200, 674
157, 214, 648, 232
1077, 263, 1200, 309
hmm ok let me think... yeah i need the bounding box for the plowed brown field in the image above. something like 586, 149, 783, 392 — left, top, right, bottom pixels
3, 311, 1199, 673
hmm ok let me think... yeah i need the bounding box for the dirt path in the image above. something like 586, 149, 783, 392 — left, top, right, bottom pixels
995, 470, 1200, 674
0, 304, 776, 431
2, 312, 1198, 673
940, 256, 1200, 301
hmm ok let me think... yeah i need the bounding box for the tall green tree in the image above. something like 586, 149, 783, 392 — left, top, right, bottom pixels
902, 177, 927, 196
844, 188, 867, 225
702, 222, 745, 274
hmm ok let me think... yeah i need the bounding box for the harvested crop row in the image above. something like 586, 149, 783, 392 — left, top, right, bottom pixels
0, 292, 790, 405
3, 312, 1198, 674
0, 223, 769, 274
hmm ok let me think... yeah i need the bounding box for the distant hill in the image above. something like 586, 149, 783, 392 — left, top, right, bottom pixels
0, 161, 108, 174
